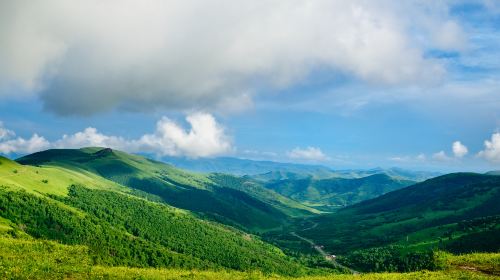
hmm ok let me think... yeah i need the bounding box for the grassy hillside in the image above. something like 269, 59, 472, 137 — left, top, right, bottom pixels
3, 150, 499, 276
263, 174, 415, 211
266, 173, 500, 272
0, 155, 126, 196
1, 236, 498, 279
210, 173, 322, 216
16, 148, 315, 231
0, 183, 317, 275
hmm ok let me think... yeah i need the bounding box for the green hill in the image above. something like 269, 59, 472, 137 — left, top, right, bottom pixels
16, 148, 315, 231
0, 173, 312, 275
270, 173, 500, 271
1, 235, 498, 279
262, 174, 415, 211
2, 151, 499, 277
0, 155, 127, 196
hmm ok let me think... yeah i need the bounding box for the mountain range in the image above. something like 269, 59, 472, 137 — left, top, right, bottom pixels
0, 147, 499, 278
162, 156, 441, 181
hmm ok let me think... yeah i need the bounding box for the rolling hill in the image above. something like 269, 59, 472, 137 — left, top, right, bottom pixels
16, 148, 317, 231
1, 150, 499, 277
0, 155, 318, 275
262, 174, 415, 210
285, 173, 500, 255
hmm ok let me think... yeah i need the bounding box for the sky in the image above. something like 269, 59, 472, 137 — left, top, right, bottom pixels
0, 0, 499, 172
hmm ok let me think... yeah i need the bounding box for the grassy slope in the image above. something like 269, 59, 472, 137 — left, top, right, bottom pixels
0, 155, 126, 196
263, 174, 415, 210
0, 236, 498, 279
294, 173, 500, 255
16, 148, 316, 231
0, 182, 312, 274
1, 152, 319, 274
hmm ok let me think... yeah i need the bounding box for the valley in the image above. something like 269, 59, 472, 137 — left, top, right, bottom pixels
1, 148, 499, 279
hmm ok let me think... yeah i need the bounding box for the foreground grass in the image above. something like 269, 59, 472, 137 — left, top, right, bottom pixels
0, 237, 498, 279
90, 267, 494, 279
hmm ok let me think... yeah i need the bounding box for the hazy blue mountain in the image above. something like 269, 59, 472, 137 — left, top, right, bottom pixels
331, 167, 442, 182
161, 156, 337, 178
162, 156, 440, 182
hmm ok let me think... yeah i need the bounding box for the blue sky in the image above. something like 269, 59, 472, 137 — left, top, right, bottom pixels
0, 0, 499, 172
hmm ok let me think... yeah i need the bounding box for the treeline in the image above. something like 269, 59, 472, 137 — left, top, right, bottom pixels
0, 185, 309, 276
337, 246, 442, 272
0, 186, 210, 269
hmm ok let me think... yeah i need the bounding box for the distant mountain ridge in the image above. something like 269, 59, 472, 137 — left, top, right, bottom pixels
262, 173, 416, 211
162, 156, 337, 178
162, 156, 440, 181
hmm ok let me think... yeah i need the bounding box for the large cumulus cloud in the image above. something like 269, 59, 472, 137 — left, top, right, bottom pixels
0, 113, 232, 158
0, 0, 464, 115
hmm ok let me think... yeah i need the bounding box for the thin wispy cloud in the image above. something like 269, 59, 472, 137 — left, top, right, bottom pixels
287, 147, 329, 162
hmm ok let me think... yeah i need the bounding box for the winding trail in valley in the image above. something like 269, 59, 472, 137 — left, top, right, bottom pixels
291, 222, 359, 275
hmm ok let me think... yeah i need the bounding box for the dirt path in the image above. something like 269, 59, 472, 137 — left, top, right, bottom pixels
290, 230, 359, 274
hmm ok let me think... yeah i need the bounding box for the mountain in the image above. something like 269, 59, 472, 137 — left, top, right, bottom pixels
486, 170, 500, 176
2, 151, 499, 277
0, 153, 315, 275
262, 174, 416, 211
162, 156, 337, 178
325, 167, 441, 182
162, 156, 440, 182
289, 173, 500, 255
16, 148, 315, 231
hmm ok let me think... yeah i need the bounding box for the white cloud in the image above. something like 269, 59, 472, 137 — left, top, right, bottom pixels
0, 134, 50, 155
416, 153, 426, 161
452, 141, 468, 158
432, 151, 450, 161
478, 132, 500, 163
287, 147, 328, 161
389, 153, 427, 163
0, 122, 50, 154
0, 113, 232, 158
0, 1, 463, 115
136, 113, 232, 158
54, 127, 129, 151
0, 122, 15, 140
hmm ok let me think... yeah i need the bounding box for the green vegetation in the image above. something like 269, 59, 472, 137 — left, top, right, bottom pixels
337, 246, 439, 272
1, 149, 499, 278
0, 155, 126, 196
263, 174, 414, 211
0, 185, 314, 275
265, 173, 500, 272
0, 236, 497, 279
16, 148, 314, 231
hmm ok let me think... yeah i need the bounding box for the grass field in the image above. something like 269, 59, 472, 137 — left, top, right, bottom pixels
0, 237, 498, 279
